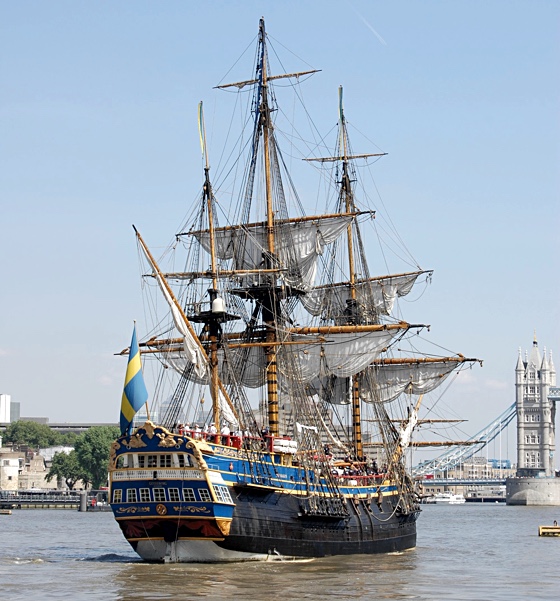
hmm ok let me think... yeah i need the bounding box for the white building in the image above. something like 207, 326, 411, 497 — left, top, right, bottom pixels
0, 449, 24, 491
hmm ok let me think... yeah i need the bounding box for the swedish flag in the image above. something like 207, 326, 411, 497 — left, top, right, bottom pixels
120, 325, 149, 435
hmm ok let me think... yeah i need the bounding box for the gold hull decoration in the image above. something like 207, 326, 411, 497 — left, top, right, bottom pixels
216, 518, 233, 536
108, 441, 121, 470
116, 506, 151, 514
140, 421, 157, 439
125, 435, 147, 450
186, 440, 211, 470
157, 432, 185, 448
172, 505, 212, 514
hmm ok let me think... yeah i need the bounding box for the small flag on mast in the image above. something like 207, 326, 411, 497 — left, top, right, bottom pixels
120, 325, 149, 436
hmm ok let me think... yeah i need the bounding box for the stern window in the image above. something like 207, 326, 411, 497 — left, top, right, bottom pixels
159, 455, 172, 468
153, 488, 166, 502
183, 488, 196, 502
198, 488, 212, 502
214, 485, 233, 504
176, 454, 192, 467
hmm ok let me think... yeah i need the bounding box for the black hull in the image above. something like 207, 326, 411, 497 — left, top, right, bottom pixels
111, 425, 420, 561
216, 486, 418, 557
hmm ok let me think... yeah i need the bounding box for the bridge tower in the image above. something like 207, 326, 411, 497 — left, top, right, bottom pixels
515, 335, 556, 477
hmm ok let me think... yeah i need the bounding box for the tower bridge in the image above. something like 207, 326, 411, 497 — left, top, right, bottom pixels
412, 402, 517, 478
412, 387, 559, 479
413, 338, 560, 506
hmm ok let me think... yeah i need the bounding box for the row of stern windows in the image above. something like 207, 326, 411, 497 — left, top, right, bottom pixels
112, 485, 232, 504
115, 453, 193, 469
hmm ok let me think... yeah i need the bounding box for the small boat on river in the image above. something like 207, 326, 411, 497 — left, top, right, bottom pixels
425, 493, 466, 505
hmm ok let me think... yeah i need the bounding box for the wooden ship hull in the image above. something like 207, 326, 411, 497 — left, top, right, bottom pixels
110, 423, 418, 562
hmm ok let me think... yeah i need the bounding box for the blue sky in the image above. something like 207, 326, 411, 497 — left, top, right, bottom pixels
1, 1, 558, 460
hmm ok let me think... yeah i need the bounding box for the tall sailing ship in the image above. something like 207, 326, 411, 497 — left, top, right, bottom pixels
109, 19, 480, 562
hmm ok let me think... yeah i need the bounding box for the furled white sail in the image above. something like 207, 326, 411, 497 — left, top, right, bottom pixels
223, 345, 266, 388
360, 360, 461, 404
218, 388, 238, 427
165, 347, 265, 388
399, 410, 418, 449
288, 330, 396, 381
301, 272, 422, 319
163, 330, 397, 390
193, 215, 352, 289
303, 375, 350, 405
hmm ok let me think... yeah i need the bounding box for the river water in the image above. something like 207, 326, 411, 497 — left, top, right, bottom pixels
0, 504, 559, 600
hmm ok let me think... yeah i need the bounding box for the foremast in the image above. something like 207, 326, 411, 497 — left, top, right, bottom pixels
133, 224, 239, 430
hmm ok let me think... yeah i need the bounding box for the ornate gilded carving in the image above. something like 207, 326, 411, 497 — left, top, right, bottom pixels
125, 434, 147, 449
172, 505, 211, 514
187, 440, 208, 471
156, 503, 168, 515
215, 446, 239, 458
156, 432, 183, 448
108, 441, 121, 470
141, 421, 157, 439
116, 506, 151, 514
215, 518, 232, 536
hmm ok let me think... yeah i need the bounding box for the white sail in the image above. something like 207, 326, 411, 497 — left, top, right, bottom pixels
165, 348, 265, 388
193, 215, 352, 289
163, 330, 397, 390
301, 272, 422, 318
360, 360, 462, 403
163, 354, 238, 426
287, 330, 396, 382
218, 388, 238, 427
222, 345, 266, 388
399, 410, 419, 449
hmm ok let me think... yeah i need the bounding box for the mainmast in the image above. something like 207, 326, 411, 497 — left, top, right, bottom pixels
198, 101, 221, 428
260, 20, 275, 260
215, 18, 320, 437
258, 18, 280, 437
